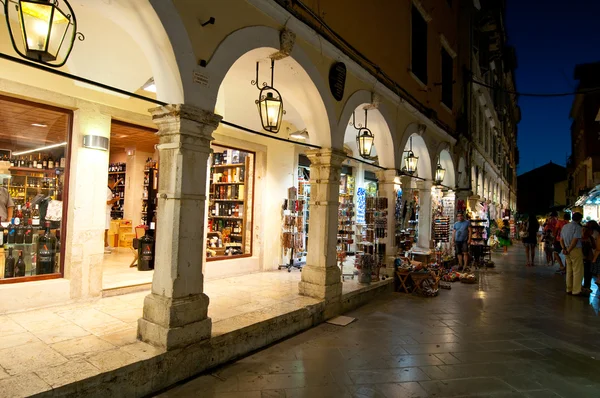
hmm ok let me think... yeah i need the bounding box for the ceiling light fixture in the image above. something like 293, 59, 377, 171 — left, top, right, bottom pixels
403, 137, 419, 175
31, 123, 47, 127
434, 160, 446, 185
13, 141, 67, 156
251, 59, 285, 133
2, 0, 85, 67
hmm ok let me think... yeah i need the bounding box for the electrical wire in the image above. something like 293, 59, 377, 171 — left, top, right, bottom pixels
472, 78, 600, 97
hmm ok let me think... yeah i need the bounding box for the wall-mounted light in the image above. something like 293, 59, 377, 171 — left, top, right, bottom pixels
350, 109, 375, 159
403, 137, 419, 174
141, 77, 156, 93
2, 0, 85, 67
289, 128, 309, 141
434, 161, 446, 185
83, 135, 108, 151
251, 59, 285, 133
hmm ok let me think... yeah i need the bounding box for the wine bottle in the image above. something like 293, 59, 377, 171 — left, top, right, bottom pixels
7, 218, 15, 244
36, 221, 56, 275
0, 217, 4, 246
24, 218, 33, 244
4, 247, 14, 278
48, 156, 54, 169
37, 154, 42, 169
32, 204, 40, 226
14, 218, 25, 244
15, 250, 25, 277
33, 157, 38, 168
27, 156, 33, 168
42, 156, 48, 169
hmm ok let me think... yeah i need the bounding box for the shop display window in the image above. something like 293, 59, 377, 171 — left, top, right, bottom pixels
0, 95, 70, 283
207, 145, 254, 260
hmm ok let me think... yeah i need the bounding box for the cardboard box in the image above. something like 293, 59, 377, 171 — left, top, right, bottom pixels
107, 232, 118, 248
119, 232, 136, 248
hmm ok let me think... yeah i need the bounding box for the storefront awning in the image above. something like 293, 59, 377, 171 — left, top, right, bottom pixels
575, 185, 600, 206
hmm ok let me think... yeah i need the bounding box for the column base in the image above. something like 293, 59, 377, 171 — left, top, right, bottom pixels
298, 265, 342, 300
137, 292, 211, 350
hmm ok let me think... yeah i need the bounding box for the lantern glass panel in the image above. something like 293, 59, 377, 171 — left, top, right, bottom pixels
405, 153, 419, 173
358, 130, 374, 158
19, 1, 54, 54
435, 166, 446, 183
257, 90, 283, 132
47, 7, 70, 59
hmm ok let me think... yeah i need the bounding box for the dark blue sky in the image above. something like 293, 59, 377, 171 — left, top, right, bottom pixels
505, 0, 600, 175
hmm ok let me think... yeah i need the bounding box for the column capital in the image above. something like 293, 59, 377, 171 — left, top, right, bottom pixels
375, 169, 397, 183
416, 180, 433, 191
305, 148, 346, 167
150, 104, 222, 142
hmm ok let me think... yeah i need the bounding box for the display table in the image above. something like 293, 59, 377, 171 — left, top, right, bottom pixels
395, 270, 440, 294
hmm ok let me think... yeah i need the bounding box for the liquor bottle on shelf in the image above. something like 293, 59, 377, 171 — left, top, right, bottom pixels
37, 154, 43, 169
37, 221, 56, 275
14, 218, 25, 244
60, 156, 66, 168
15, 250, 25, 277
24, 219, 33, 244
48, 156, 54, 169
27, 156, 33, 168
23, 202, 31, 221
4, 247, 14, 278
15, 205, 22, 219
0, 217, 4, 246
33, 156, 38, 169
7, 218, 15, 244
32, 204, 40, 227
42, 156, 48, 169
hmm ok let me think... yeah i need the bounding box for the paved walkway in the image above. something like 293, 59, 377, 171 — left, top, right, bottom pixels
160, 246, 600, 398
0, 269, 384, 397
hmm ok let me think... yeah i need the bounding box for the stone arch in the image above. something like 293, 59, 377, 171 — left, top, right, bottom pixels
432, 142, 456, 188
337, 90, 397, 168
203, 26, 336, 147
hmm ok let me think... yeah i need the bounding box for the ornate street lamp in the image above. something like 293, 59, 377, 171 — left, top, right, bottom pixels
350, 109, 375, 159
434, 161, 446, 185
2, 0, 84, 67
251, 59, 285, 133
404, 137, 419, 174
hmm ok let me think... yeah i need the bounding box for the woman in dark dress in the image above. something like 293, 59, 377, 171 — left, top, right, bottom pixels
522, 214, 540, 267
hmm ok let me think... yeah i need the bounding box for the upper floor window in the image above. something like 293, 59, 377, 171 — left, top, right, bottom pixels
441, 47, 453, 109
411, 5, 428, 84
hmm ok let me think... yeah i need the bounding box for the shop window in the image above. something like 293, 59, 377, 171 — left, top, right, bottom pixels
441, 47, 453, 109
411, 5, 428, 84
0, 95, 70, 283
207, 145, 254, 260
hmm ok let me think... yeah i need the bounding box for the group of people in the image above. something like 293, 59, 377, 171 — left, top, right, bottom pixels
522, 211, 600, 296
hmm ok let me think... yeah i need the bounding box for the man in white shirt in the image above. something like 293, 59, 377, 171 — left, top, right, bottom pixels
561, 212, 584, 296
105, 177, 122, 254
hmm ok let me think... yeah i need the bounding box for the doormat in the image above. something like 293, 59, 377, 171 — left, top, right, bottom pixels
326, 315, 356, 326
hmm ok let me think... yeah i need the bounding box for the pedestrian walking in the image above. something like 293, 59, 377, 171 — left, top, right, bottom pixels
453, 212, 471, 271
561, 212, 584, 296
587, 220, 600, 288
581, 221, 595, 293
521, 214, 540, 267
553, 213, 570, 274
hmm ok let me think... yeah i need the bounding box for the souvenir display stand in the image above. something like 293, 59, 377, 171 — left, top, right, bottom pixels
337, 193, 355, 280
279, 187, 304, 272
469, 218, 489, 268
356, 196, 388, 282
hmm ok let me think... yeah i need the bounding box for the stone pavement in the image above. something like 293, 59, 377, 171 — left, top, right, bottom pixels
0, 270, 388, 397
160, 245, 600, 398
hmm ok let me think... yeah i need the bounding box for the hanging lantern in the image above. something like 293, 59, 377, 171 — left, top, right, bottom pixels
404, 137, 419, 174
252, 59, 285, 133
350, 109, 375, 159
3, 0, 84, 67
434, 162, 446, 185
357, 127, 374, 158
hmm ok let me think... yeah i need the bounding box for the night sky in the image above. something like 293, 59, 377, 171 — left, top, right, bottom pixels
505, 0, 600, 175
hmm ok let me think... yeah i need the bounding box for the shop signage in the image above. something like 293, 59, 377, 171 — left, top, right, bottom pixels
356, 187, 366, 224
329, 62, 346, 101
193, 71, 210, 87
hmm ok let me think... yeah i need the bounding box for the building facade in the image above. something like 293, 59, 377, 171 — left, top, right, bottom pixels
0, 0, 517, 361
517, 162, 567, 215
456, 0, 520, 216
568, 62, 600, 205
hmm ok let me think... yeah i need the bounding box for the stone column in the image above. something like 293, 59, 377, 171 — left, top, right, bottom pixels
400, 176, 415, 231
138, 104, 221, 350
416, 181, 433, 251
299, 148, 345, 316
64, 105, 111, 299
376, 169, 399, 276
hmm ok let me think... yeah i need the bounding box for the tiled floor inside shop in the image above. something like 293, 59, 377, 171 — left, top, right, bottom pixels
102, 249, 153, 290
0, 268, 383, 396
